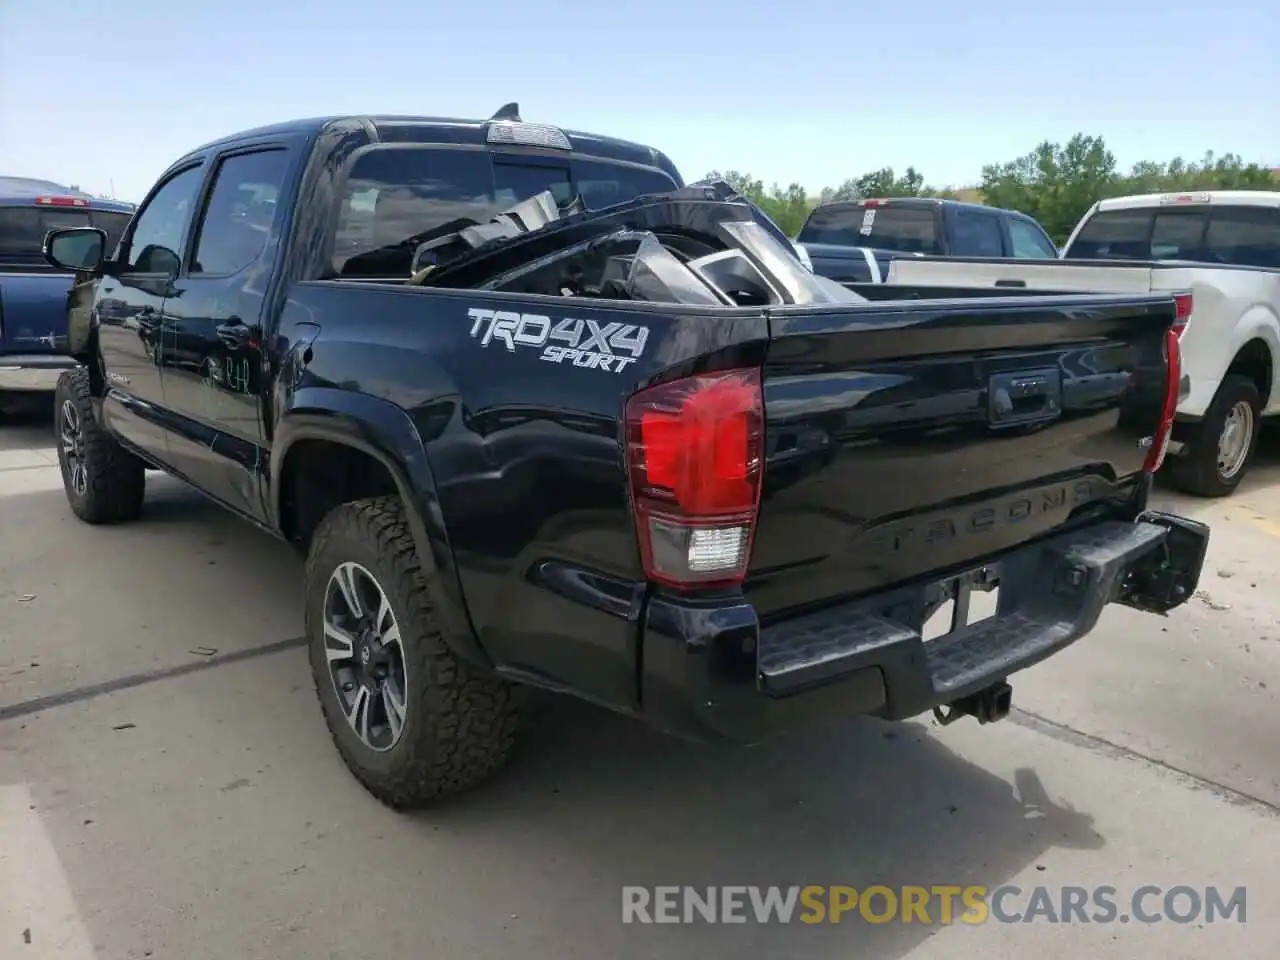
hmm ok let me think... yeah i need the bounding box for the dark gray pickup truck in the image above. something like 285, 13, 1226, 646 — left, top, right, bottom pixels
0, 177, 133, 415
795, 197, 1060, 283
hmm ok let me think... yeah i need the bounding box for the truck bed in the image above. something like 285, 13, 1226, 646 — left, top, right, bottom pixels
880, 254, 1280, 421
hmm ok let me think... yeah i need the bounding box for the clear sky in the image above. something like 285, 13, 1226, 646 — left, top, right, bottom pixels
2, 0, 1276, 203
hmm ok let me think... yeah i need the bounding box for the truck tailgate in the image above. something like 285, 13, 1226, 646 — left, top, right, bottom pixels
747, 293, 1176, 618
886, 256, 1158, 294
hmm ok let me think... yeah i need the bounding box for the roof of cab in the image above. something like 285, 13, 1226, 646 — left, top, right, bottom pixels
1095, 190, 1280, 212
177, 114, 680, 179
810, 196, 1014, 218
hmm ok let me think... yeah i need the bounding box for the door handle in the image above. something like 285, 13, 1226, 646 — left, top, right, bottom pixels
988, 368, 1062, 428
994, 278, 1027, 288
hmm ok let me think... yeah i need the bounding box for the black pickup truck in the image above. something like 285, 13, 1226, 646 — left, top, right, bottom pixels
795, 197, 1060, 283
42, 107, 1209, 809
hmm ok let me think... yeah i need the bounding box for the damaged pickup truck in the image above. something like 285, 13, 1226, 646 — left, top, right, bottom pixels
42, 109, 1210, 809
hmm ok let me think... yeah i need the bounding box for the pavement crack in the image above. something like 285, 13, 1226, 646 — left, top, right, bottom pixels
0, 636, 307, 723
1010, 706, 1279, 818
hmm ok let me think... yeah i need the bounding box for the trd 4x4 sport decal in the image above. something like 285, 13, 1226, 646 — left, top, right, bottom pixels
467, 308, 649, 373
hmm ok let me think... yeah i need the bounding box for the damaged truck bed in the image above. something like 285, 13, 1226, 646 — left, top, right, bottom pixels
43, 110, 1209, 808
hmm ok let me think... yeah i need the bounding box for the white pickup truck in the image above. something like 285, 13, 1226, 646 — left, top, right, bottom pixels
881, 190, 1280, 497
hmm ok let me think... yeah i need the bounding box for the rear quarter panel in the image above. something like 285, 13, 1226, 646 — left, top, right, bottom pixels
273, 281, 768, 707
1149, 267, 1280, 416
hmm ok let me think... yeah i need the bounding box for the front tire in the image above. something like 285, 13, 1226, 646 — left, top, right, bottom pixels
304, 496, 519, 808
54, 368, 146, 523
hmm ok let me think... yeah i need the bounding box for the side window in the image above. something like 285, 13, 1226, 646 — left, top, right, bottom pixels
951, 210, 1004, 257
123, 165, 204, 274
1204, 206, 1280, 268
191, 150, 290, 275
1008, 217, 1058, 258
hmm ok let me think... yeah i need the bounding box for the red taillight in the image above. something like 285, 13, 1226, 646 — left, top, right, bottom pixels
624, 368, 765, 589
862, 199, 888, 208
36, 196, 88, 207
1144, 328, 1182, 474
1172, 292, 1193, 337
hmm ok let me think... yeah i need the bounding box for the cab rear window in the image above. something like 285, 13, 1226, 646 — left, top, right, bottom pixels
332, 148, 678, 277
0, 206, 132, 258
1065, 204, 1280, 268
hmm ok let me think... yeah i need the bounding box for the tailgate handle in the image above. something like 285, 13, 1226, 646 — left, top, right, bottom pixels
988, 368, 1061, 428
994, 278, 1027, 288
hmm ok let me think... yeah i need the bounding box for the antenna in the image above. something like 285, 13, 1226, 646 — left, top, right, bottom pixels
489, 102, 521, 122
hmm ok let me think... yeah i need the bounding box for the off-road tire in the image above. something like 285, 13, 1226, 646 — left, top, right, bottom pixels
54, 367, 146, 523
304, 495, 519, 808
1166, 374, 1261, 498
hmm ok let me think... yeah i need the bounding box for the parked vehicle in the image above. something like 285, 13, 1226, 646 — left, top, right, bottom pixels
0, 177, 134, 412
794, 197, 1059, 283
42, 108, 1208, 809
881, 190, 1280, 496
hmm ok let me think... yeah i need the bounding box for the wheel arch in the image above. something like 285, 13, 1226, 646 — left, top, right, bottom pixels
272, 387, 489, 669
1228, 305, 1280, 413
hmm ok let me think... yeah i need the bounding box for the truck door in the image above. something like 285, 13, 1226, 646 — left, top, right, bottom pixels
159, 147, 292, 523
97, 163, 205, 464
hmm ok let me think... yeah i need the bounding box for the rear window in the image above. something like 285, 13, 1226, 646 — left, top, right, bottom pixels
1203, 206, 1280, 268
797, 204, 941, 255
332, 148, 679, 277
1065, 204, 1280, 268
0, 206, 132, 259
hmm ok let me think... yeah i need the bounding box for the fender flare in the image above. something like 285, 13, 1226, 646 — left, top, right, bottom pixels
271, 387, 489, 669
1228, 305, 1280, 414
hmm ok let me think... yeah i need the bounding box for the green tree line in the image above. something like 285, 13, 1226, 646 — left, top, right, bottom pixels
705, 133, 1279, 242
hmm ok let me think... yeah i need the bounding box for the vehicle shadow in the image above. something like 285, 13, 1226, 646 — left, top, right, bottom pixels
399, 697, 1103, 958
0, 397, 56, 451
1, 431, 1107, 959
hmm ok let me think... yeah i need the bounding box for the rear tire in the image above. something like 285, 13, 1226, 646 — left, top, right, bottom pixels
54, 368, 146, 523
1166, 374, 1261, 498
304, 495, 519, 808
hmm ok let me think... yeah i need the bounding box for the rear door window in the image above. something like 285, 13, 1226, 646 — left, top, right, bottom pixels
797, 205, 942, 254
1008, 216, 1058, 258
1204, 206, 1280, 268
190, 149, 290, 275
332, 148, 680, 277
951, 209, 1005, 257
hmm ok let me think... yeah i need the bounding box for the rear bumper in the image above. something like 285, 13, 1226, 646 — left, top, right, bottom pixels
0, 354, 78, 392
638, 511, 1209, 743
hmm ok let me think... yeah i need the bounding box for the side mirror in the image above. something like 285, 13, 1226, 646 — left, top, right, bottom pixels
44, 227, 108, 274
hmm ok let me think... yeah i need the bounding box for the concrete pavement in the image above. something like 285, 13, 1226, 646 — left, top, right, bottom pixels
1, 408, 1276, 959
